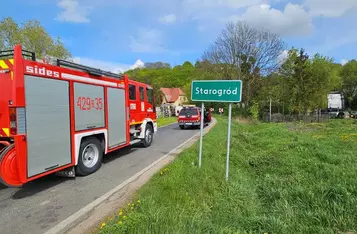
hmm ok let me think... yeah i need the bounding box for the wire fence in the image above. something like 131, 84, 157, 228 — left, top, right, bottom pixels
262, 112, 330, 123
156, 105, 176, 118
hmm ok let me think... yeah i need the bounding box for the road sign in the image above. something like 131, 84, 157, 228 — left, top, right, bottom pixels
192, 80, 243, 182
191, 80, 242, 102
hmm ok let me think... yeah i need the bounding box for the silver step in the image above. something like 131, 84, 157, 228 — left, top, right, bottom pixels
55, 167, 75, 178
130, 139, 142, 145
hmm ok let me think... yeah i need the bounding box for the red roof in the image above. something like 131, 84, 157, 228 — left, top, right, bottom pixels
160, 88, 185, 103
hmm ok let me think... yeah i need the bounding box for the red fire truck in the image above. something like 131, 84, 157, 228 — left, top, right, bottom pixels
0, 45, 157, 187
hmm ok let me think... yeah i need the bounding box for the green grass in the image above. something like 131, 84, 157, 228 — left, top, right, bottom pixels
156, 117, 177, 127
98, 118, 357, 234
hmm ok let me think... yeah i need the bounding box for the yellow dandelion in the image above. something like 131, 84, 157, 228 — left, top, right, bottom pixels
123, 216, 127, 219
101, 222, 106, 227
137, 200, 141, 204
119, 211, 123, 216
118, 221, 123, 225
131, 203, 135, 207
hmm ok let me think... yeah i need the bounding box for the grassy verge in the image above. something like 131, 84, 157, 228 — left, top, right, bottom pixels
156, 117, 177, 127
97, 118, 357, 234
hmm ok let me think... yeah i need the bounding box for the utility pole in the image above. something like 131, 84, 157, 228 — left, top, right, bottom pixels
269, 98, 272, 122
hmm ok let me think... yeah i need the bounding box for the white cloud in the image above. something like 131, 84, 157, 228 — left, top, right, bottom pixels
181, 0, 263, 22
304, 0, 357, 17
341, 59, 349, 65
72, 57, 144, 73
278, 49, 289, 64
130, 28, 167, 53
56, 0, 91, 23
229, 3, 313, 37
159, 14, 177, 24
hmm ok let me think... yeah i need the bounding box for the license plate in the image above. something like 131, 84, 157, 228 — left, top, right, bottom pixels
186, 123, 192, 125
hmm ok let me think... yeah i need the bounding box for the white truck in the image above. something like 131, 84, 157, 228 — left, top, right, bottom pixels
327, 92, 344, 118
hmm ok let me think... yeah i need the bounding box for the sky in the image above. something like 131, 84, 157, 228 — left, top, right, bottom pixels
1, 0, 357, 73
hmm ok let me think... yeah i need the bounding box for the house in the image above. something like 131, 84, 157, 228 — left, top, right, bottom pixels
160, 88, 188, 106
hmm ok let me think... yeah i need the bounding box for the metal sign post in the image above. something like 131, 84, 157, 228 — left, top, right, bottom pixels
225, 103, 232, 181
191, 80, 242, 181
198, 102, 204, 168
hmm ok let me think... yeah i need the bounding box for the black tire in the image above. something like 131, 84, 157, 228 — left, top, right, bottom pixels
179, 125, 184, 129
142, 124, 154, 147
76, 137, 103, 176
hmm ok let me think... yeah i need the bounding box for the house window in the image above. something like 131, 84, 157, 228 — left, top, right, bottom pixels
139, 87, 145, 101
129, 84, 136, 100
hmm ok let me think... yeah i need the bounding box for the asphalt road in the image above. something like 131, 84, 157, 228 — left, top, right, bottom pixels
0, 123, 200, 234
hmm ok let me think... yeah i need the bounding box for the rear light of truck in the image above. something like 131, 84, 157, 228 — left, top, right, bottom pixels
9, 108, 17, 135
9, 107, 26, 136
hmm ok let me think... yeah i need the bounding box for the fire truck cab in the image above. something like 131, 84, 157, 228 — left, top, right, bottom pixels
0, 45, 157, 187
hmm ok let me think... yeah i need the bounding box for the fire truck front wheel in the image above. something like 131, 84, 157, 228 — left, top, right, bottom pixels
142, 124, 154, 147
76, 137, 103, 176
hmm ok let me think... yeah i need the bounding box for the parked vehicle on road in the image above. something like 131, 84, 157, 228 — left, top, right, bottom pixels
177, 106, 211, 129
0, 45, 157, 187
349, 111, 357, 119
337, 111, 350, 119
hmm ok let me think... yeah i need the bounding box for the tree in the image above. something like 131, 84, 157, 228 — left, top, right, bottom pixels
309, 54, 336, 109
0, 17, 21, 50
280, 48, 312, 114
341, 60, 357, 109
278, 48, 336, 114
329, 63, 343, 91
202, 21, 285, 105
144, 62, 171, 69
0, 17, 71, 59
182, 61, 193, 69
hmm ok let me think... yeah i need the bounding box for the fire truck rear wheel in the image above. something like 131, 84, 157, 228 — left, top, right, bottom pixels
76, 137, 103, 176
142, 124, 154, 148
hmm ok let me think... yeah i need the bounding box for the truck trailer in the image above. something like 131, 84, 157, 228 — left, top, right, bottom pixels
0, 45, 157, 187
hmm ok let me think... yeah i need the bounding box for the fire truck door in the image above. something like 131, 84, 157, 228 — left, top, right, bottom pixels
73, 83, 105, 131
25, 75, 71, 177
138, 86, 146, 120
107, 87, 127, 148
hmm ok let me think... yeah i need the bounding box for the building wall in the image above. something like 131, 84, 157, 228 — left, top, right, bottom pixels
161, 95, 168, 104
173, 95, 188, 106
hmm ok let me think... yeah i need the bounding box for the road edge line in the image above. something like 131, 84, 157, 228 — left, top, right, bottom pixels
158, 121, 176, 129
44, 118, 217, 234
